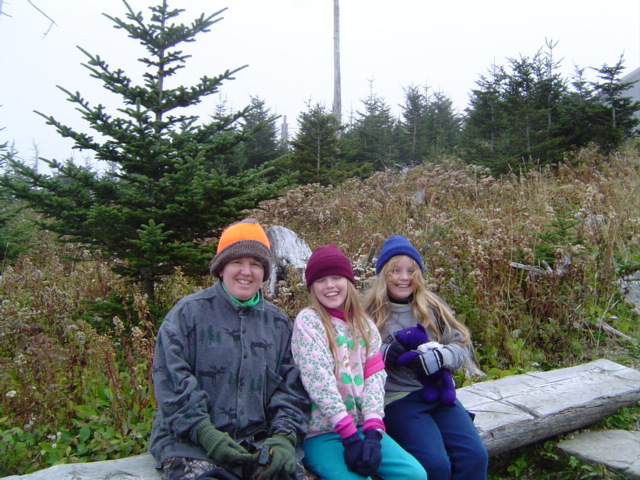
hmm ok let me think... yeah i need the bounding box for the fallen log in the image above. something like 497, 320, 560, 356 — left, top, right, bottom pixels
457, 358, 640, 455
1, 453, 161, 480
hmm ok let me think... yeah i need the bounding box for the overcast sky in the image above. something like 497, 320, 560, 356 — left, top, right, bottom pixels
1, 0, 639, 166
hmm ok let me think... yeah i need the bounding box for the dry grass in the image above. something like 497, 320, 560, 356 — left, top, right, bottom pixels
252, 145, 640, 371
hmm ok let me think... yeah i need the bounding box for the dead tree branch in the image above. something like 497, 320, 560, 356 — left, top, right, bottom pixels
27, 0, 57, 37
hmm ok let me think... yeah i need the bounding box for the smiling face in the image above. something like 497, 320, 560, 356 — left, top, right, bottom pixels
220, 256, 265, 301
386, 255, 418, 300
311, 275, 349, 311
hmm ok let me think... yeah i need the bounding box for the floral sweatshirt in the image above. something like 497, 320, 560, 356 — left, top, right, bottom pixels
291, 308, 386, 438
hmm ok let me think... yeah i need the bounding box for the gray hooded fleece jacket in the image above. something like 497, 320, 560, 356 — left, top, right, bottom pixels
149, 281, 310, 465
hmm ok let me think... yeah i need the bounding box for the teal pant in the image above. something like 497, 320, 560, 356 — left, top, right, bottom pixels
302, 428, 427, 480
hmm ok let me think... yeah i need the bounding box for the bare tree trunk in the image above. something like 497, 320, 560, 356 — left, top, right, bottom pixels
316, 136, 321, 176
332, 0, 341, 124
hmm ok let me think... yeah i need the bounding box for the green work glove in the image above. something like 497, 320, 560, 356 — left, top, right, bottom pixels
260, 433, 297, 479
196, 418, 255, 465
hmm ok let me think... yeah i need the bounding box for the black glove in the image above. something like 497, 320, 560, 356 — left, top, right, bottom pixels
383, 342, 405, 367
355, 429, 382, 476
341, 433, 364, 472
407, 349, 444, 375
260, 434, 297, 479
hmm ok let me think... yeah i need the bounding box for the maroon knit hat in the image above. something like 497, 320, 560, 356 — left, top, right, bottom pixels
305, 244, 355, 291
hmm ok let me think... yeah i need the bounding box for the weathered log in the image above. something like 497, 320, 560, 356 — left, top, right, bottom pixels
1, 452, 161, 480
4, 359, 639, 480
457, 358, 640, 456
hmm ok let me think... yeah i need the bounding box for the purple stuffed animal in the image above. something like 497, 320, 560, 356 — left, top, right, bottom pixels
394, 323, 456, 405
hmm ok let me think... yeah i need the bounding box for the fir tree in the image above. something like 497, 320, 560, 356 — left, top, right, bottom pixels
287, 102, 344, 185
398, 85, 461, 166
236, 96, 286, 172
0, 143, 34, 262
0, 1, 287, 303
463, 63, 511, 168
425, 91, 462, 157
398, 84, 426, 166
590, 56, 640, 152
346, 86, 398, 170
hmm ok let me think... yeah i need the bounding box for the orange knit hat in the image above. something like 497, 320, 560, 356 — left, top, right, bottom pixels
209, 219, 272, 281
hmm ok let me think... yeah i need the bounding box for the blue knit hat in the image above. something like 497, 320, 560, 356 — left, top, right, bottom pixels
376, 235, 424, 274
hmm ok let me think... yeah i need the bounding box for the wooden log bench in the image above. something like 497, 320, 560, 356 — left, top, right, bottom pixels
3, 359, 640, 480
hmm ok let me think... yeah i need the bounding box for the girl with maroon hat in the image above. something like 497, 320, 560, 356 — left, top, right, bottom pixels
291, 244, 426, 480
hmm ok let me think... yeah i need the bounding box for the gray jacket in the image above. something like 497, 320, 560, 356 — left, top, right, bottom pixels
149, 281, 310, 465
379, 302, 469, 395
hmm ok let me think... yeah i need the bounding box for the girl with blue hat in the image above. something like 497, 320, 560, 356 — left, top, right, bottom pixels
363, 235, 488, 480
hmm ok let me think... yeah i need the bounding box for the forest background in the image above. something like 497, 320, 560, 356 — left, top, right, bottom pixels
1, 2, 639, 479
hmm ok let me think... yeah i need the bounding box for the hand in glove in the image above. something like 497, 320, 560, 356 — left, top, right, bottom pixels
355, 429, 382, 476
341, 432, 364, 472
196, 418, 255, 465
398, 348, 444, 375
383, 342, 406, 367
260, 434, 297, 479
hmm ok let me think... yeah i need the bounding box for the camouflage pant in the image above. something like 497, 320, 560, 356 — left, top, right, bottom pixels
161, 457, 218, 480
161, 456, 318, 480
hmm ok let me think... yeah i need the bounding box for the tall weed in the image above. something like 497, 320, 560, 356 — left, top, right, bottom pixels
253, 147, 640, 370
0, 237, 157, 474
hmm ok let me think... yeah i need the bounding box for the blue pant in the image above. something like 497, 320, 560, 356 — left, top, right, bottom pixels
384, 391, 488, 480
302, 427, 427, 480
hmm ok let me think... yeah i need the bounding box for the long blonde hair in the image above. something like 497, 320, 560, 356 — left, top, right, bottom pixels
309, 281, 373, 369
363, 256, 470, 346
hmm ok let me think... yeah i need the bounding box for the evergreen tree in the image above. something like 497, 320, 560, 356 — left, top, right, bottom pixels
590, 56, 640, 152
0, 143, 34, 262
0, 1, 287, 303
398, 85, 426, 166
463, 64, 509, 170
464, 46, 638, 174
426, 91, 462, 156
207, 97, 243, 175
237, 96, 286, 172
501, 53, 550, 160
209, 96, 285, 176
530, 40, 568, 163
556, 67, 601, 150
286, 102, 346, 185
399, 85, 461, 166
346, 85, 398, 170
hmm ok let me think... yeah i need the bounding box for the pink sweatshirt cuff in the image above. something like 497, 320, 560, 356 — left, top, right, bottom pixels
364, 352, 384, 379
362, 418, 386, 433
334, 414, 357, 439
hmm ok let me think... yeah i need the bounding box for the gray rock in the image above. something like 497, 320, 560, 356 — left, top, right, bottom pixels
558, 430, 640, 479
617, 271, 640, 314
